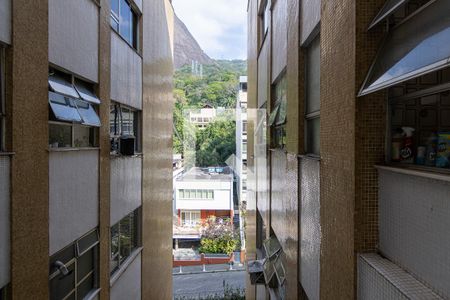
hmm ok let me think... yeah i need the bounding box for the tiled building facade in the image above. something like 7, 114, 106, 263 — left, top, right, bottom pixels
0, 0, 174, 299
246, 0, 450, 299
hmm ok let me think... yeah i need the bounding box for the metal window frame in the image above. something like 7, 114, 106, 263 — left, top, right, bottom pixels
110, 208, 141, 275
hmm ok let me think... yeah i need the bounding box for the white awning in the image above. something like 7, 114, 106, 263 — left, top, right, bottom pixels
368, 0, 409, 30
359, 1, 450, 96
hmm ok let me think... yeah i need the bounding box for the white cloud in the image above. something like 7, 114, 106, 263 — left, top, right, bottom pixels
172, 0, 247, 60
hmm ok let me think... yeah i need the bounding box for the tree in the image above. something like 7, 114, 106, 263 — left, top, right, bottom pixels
195, 119, 236, 167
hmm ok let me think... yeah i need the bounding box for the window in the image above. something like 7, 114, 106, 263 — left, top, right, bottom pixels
110, 208, 141, 274
110, 0, 139, 49
0, 47, 5, 152
48, 70, 101, 149
243, 121, 248, 133
388, 68, 450, 170
181, 211, 201, 227
243, 142, 248, 154
259, 0, 270, 44
360, 1, 450, 96
110, 102, 141, 154
269, 75, 287, 149
178, 189, 214, 199
305, 36, 320, 155
49, 229, 99, 300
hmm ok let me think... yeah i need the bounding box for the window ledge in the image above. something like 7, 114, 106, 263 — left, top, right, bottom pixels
48, 147, 100, 152
376, 164, 450, 183
110, 247, 143, 287
298, 154, 321, 161
0, 152, 15, 156
110, 152, 143, 159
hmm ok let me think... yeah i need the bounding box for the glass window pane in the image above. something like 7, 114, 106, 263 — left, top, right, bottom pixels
110, 105, 119, 136
50, 262, 75, 300
111, 17, 119, 31
76, 273, 94, 300
360, 1, 450, 96
208, 190, 213, 199
119, 0, 132, 45
77, 248, 94, 282
306, 117, 320, 155
74, 82, 100, 105
110, 223, 119, 273
49, 123, 72, 148
111, 0, 119, 17
75, 100, 101, 127
276, 97, 287, 125
119, 215, 132, 263
121, 108, 131, 135
77, 230, 99, 256
202, 190, 207, 199
268, 104, 280, 126
306, 37, 320, 114
49, 92, 83, 123
49, 75, 79, 99
73, 125, 91, 147
368, 0, 407, 30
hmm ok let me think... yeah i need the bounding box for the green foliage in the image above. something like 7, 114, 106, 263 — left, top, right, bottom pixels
199, 217, 238, 255
173, 60, 245, 157
195, 119, 236, 167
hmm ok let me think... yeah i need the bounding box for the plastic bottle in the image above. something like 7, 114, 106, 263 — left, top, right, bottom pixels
400, 127, 415, 163
391, 129, 403, 162
425, 132, 438, 166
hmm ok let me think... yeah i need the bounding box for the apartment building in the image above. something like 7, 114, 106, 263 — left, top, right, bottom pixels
236, 76, 248, 204
246, 0, 450, 299
188, 106, 217, 129
175, 167, 234, 227
0, 0, 174, 299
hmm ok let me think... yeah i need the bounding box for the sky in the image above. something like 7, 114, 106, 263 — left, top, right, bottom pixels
172, 0, 247, 60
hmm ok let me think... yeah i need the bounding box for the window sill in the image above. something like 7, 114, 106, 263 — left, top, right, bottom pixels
269, 148, 288, 154
0, 152, 14, 156
48, 147, 100, 152
110, 247, 143, 287
376, 164, 450, 183
298, 154, 321, 161
110, 152, 143, 159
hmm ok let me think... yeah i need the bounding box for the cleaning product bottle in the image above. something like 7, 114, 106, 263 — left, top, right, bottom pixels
425, 132, 438, 166
400, 127, 415, 163
391, 129, 403, 162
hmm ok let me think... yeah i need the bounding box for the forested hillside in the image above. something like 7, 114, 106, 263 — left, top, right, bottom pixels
173, 60, 247, 167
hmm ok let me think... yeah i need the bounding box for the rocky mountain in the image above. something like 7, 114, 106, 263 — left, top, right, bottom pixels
174, 14, 214, 69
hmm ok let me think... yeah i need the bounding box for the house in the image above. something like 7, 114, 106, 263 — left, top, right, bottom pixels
175, 167, 234, 227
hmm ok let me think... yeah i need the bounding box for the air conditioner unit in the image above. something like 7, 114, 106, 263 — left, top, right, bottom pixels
120, 135, 135, 156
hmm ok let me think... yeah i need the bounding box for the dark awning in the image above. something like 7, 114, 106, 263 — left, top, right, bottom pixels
368, 0, 409, 30
359, 1, 450, 96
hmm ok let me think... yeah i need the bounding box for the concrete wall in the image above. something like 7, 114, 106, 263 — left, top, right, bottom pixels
300, 0, 320, 45
0, 0, 11, 45
299, 158, 320, 300
0, 156, 10, 288
49, 150, 99, 255
49, 0, 99, 82
110, 156, 142, 225
111, 31, 143, 109
111, 253, 142, 300
379, 168, 450, 299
